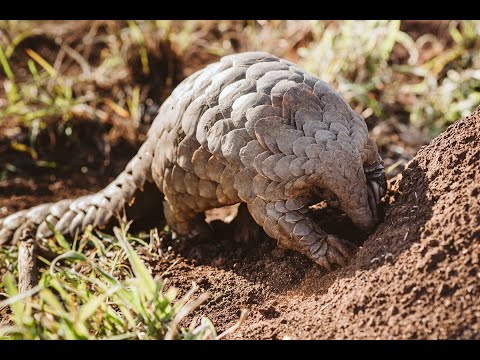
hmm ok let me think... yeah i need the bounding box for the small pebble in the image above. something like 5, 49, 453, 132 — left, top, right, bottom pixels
384, 253, 394, 263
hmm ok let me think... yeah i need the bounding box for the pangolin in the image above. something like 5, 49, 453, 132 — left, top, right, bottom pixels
0, 51, 387, 270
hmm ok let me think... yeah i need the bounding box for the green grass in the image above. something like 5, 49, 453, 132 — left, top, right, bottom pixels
0, 45, 77, 124
298, 20, 480, 132
1, 20, 479, 132
0, 222, 227, 340
0, 20, 478, 172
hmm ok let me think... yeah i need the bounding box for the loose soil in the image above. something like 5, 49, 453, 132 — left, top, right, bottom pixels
1, 109, 478, 339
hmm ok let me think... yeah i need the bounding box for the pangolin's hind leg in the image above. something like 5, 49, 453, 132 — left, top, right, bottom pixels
162, 195, 213, 242
231, 203, 266, 244
124, 181, 166, 230
245, 197, 357, 271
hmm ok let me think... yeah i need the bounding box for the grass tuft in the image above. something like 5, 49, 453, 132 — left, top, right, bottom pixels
0, 222, 217, 340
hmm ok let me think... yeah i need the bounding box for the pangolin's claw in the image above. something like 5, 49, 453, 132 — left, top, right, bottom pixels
326, 235, 357, 259
314, 255, 332, 272
305, 232, 355, 270
326, 245, 348, 267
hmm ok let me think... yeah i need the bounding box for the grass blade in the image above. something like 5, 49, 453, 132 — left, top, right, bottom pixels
113, 225, 156, 297
0, 45, 15, 80
25, 48, 57, 77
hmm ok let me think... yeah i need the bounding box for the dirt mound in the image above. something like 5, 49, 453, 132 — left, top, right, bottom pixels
152, 109, 480, 339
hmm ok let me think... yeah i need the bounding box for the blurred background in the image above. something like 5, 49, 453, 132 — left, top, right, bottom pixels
0, 20, 479, 188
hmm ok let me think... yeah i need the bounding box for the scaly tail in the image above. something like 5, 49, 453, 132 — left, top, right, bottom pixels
0, 140, 155, 245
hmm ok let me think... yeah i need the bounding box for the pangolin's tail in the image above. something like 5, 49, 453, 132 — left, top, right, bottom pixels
0, 141, 157, 245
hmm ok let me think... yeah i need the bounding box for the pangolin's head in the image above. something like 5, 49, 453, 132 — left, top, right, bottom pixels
280, 81, 387, 232
313, 130, 387, 232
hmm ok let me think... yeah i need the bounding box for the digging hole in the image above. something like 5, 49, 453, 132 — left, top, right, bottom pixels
309, 202, 371, 247
206, 201, 375, 248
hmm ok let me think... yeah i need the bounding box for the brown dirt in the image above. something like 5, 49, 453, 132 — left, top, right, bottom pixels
2, 109, 479, 339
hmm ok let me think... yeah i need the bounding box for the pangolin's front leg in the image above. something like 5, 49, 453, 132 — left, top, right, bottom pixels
246, 197, 356, 270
